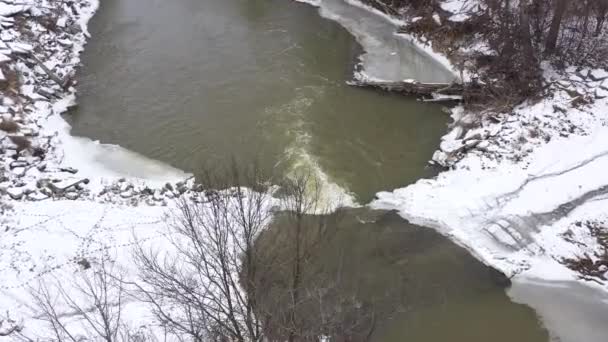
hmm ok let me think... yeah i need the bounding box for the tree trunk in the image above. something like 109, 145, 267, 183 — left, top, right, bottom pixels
519, 0, 535, 62
595, 0, 608, 36
545, 0, 568, 54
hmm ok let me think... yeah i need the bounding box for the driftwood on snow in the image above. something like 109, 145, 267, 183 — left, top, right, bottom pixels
348, 79, 464, 99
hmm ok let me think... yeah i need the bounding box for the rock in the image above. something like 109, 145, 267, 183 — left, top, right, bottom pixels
64, 192, 79, 200
120, 190, 134, 198
601, 80, 608, 91
119, 182, 131, 192
36, 178, 50, 189
8, 42, 34, 54
56, 17, 67, 28
2, 97, 14, 106
432, 150, 449, 167
477, 140, 490, 149
40, 187, 53, 197
596, 88, 608, 99
577, 68, 590, 80
553, 104, 568, 114
7, 187, 23, 200
153, 190, 163, 201
569, 74, 585, 83
27, 192, 48, 201
165, 182, 174, 191
9, 160, 28, 169
12, 167, 25, 177
589, 69, 608, 81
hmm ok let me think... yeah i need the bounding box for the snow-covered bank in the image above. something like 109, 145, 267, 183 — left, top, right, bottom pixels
296, 0, 608, 291
367, 17, 608, 299
0, 0, 192, 206
0, 0, 201, 336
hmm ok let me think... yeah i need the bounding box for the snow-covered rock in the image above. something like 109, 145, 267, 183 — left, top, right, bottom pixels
590, 69, 608, 81
6, 187, 23, 200
596, 87, 608, 99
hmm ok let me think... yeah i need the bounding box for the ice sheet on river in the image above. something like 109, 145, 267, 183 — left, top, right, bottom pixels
298, 0, 458, 83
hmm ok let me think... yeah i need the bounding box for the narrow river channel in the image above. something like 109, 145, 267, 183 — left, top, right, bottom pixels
65, 0, 606, 341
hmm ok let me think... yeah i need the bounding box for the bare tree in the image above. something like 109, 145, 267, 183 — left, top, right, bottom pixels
130, 164, 374, 342
545, 0, 568, 53
595, 0, 608, 36
28, 255, 131, 342
131, 164, 272, 342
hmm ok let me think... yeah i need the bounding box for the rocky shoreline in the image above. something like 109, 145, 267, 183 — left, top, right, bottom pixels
0, 0, 202, 214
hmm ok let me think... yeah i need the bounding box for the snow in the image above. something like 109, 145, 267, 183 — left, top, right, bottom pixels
372, 70, 608, 291
0, 3, 29, 17
0, 200, 170, 338
0, 0, 606, 337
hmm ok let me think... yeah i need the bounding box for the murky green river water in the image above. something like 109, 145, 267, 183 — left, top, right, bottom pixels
69, 0, 452, 204
66, 0, 608, 340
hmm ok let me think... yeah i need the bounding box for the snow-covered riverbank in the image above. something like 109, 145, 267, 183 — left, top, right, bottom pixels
298, 0, 608, 293
0, 0, 204, 335
2, 0, 607, 339
373, 70, 608, 289
0, 0, 193, 207
348, 0, 608, 292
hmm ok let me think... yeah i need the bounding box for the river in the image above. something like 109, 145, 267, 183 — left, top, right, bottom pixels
66, 0, 606, 341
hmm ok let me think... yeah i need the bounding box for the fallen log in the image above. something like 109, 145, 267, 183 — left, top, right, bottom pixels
348, 79, 464, 98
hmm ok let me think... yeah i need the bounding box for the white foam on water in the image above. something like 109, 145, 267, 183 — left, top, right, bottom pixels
264, 88, 359, 211
282, 141, 359, 211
